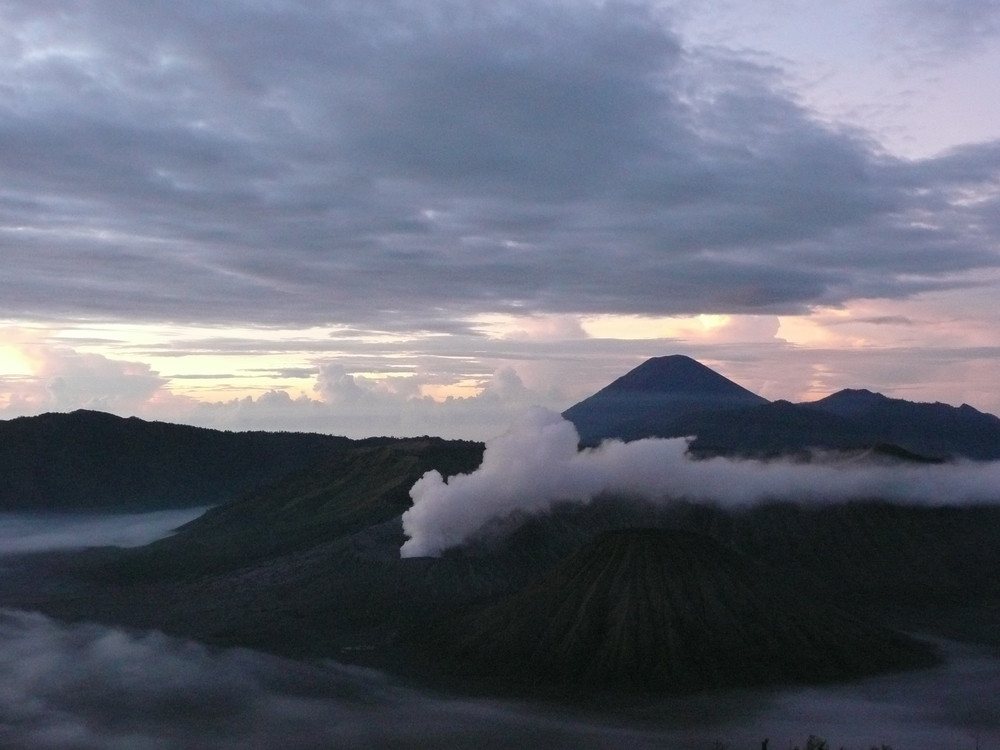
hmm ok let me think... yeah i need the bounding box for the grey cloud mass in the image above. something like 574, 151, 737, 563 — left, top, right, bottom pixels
0, 606, 998, 749
889, 0, 1000, 54
2, 0, 998, 331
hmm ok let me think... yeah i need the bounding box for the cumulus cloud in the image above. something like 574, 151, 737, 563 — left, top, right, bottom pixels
315, 364, 370, 406
0, 335, 172, 414
401, 408, 1000, 557
171, 364, 561, 440
0, 325, 572, 439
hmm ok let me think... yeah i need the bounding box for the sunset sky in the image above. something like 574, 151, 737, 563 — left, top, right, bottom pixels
1, 0, 999, 439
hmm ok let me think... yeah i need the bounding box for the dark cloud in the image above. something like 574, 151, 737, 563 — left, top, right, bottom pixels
851, 315, 916, 326
0, 1, 997, 331
257, 367, 317, 380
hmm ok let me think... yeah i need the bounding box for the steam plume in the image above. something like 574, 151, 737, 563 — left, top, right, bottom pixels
401, 408, 1000, 557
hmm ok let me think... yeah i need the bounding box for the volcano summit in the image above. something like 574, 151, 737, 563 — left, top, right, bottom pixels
562, 355, 767, 445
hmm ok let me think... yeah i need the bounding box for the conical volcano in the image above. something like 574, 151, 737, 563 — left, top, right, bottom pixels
563, 355, 768, 444
424, 529, 935, 692
595, 355, 764, 397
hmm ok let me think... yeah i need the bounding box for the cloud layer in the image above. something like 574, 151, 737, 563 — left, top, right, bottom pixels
401, 408, 1000, 556
0, 508, 208, 555
0, 607, 997, 749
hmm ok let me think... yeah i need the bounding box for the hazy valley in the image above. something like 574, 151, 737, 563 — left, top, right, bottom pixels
2, 356, 1000, 748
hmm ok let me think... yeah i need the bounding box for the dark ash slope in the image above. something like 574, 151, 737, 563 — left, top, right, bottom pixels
414, 528, 937, 693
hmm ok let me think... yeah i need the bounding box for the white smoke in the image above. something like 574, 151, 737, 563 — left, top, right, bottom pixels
400, 407, 1000, 558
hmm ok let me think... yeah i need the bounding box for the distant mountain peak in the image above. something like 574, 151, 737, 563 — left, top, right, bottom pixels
805, 388, 890, 417
563, 356, 1000, 458
596, 355, 763, 399
562, 355, 767, 444
820, 388, 886, 401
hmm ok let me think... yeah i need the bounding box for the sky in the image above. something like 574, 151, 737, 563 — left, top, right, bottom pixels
1, 0, 999, 440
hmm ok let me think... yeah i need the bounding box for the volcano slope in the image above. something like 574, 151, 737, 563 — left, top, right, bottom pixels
4, 440, 998, 697
104, 435, 485, 579
410, 528, 937, 693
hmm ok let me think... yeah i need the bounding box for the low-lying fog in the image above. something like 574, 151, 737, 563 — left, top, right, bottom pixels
0, 507, 210, 554
0, 608, 997, 750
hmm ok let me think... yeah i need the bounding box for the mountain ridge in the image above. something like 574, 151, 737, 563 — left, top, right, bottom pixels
564, 356, 1000, 460
0, 409, 350, 511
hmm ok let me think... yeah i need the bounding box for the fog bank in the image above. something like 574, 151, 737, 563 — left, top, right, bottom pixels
0, 508, 210, 555
0, 608, 996, 750
402, 408, 1000, 557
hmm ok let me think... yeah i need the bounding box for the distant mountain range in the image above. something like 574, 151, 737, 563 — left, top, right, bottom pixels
5, 356, 996, 514
563, 355, 1000, 460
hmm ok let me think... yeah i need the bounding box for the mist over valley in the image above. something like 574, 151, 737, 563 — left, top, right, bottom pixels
3, 356, 1000, 748
1, 607, 998, 750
